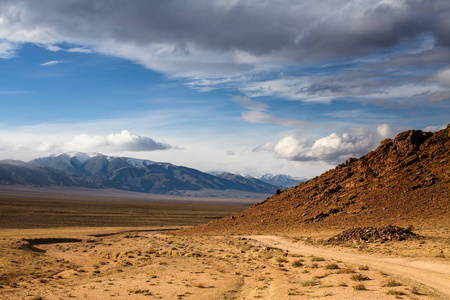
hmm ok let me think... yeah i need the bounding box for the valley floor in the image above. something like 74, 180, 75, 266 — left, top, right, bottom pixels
0, 228, 449, 299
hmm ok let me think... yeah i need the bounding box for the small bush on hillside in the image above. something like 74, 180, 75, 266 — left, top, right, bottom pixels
291, 260, 303, 267
382, 279, 402, 287
353, 283, 367, 291
311, 256, 325, 262
350, 274, 370, 281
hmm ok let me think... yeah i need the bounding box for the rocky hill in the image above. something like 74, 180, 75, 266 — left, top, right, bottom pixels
183, 125, 450, 235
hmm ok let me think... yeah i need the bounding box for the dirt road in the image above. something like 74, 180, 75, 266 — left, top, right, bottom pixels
249, 235, 450, 299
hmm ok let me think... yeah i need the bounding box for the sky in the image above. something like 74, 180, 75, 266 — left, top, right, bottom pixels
0, 0, 449, 178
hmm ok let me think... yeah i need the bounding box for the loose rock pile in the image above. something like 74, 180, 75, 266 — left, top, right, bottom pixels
328, 225, 421, 244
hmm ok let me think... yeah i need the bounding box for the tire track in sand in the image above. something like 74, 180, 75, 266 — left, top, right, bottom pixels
249, 235, 450, 299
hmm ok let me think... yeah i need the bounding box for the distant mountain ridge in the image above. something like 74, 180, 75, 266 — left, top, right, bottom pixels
0, 153, 279, 196
208, 172, 307, 189
257, 174, 308, 189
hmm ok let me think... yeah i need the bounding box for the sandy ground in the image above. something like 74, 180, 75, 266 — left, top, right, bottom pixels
0, 228, 448, 300
250, 236, 450, 299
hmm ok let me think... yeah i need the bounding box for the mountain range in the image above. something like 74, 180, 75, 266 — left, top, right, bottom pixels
0, 153, 301, 196
257, 174, 308, 189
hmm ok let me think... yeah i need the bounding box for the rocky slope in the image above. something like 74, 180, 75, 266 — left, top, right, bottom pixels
183, 125, 450, 235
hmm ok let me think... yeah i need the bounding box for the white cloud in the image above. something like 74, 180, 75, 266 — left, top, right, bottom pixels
40, 60, 66, 66
232, 96, 268, 111
36, 141, 57, 152
43, 44, 63, 52
64, 130, 172, 152
241, 78, 331, 102
67, 47, 92, 53
424, 124, 447, 132
233, 96, 314, 128
425, 91, 450, 103
260, 124, 400, 163
0, 40, 17, 58
241, 110, 312, 128
435, 67, 450, 86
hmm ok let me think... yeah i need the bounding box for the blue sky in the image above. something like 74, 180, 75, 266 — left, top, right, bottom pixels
0, 0, 449, 177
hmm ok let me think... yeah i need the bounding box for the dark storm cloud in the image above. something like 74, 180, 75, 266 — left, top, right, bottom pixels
1, 0, 450, 104
1, 0, 450, 64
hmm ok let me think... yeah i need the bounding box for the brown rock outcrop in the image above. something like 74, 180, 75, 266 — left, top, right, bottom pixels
327, 225, 421, 244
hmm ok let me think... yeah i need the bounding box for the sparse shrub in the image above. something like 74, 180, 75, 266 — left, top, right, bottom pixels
291, 259, 303, 267
276, 257, 288, 263
317, 239, 329, 246
411, 286, 423, 295
311, 256, 325, 262
325, 263, 339, 270
314, 273, 330, 279
337, 282, 348, 287
129, 289, 152, 295
337, 267, 355, 274
382, 279, 402, 287
310, 263, 319, 268
350, 274, 370, 281
358, 265, 369, 271
301, 279, 319, 287
387, 290, 406, 296
353, 283, 367, 291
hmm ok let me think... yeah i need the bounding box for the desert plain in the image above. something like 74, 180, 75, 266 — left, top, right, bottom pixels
0, 189, 449, 300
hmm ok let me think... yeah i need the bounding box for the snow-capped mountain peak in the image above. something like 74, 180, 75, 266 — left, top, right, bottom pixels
125, 157, 155, 168
257, 174, 308, 189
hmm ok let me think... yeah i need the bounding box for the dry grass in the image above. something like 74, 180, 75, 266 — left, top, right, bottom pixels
386, 289, 407, 296
301, 279, 320, 287
311, 256, 326, 262
350, 274, 371, 281
291, 259, 304, 267
325, 263, 340, 270
353, 283, 367, 291
0, 193, 250, 229
382, 279, 402, 287
337, 267, 355, 274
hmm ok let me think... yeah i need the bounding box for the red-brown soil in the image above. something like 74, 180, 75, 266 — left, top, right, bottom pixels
181, 124, 450, 235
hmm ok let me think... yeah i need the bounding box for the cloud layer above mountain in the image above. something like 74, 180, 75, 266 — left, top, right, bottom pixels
255, 124, 399, 163
32, 130, 173, 154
